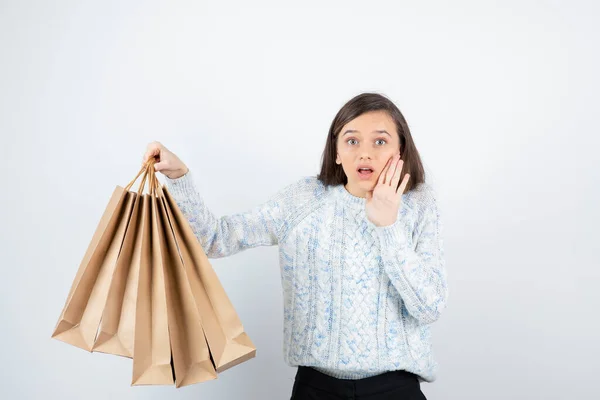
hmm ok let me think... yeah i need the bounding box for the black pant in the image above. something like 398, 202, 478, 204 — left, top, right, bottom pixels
290, 367, 427, 400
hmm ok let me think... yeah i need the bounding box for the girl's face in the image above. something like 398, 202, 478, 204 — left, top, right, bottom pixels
336, 111, 401, 198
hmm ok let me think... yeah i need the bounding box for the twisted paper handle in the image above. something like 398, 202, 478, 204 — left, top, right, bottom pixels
124, 160, 161, 195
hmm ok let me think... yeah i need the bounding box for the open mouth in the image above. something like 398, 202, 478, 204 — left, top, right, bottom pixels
357, 167, 374, 179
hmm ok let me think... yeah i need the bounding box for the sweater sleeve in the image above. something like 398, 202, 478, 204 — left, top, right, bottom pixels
374, 183, 448, 325
163, 170, 310, 258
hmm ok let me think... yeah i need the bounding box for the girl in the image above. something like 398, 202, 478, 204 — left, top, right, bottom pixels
144, 92, 447, 399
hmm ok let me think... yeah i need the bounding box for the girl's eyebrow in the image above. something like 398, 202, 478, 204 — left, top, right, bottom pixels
374, 130, 391, 136
342, 129, 391, 137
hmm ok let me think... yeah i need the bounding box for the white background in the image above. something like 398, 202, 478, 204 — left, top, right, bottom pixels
1, 1, 599, 399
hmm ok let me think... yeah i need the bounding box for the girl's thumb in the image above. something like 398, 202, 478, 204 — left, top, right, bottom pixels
154, 161, 168, 171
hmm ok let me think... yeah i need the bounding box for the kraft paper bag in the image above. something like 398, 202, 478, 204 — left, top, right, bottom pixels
131, 168, 174, 386
162, 186, 256, 373
156, 183, 217, 387
93, 170, 151, 357
54, 160, 256, 388
51, 169, 143, 352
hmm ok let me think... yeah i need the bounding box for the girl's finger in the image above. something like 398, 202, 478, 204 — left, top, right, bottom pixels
386, 154, 400, 185
397, 173, 410, 196
391, 159, 403, 189
378, 158, 392, 185
143, 148, 159, 163
154, 160, 169, 171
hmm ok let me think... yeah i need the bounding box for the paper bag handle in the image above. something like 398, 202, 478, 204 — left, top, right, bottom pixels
124, 160, 161, 195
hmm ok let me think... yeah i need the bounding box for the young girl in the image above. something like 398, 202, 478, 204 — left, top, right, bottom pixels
144, 93, 447, 400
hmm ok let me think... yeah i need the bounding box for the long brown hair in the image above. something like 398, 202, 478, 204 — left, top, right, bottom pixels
317, 92, 425, 192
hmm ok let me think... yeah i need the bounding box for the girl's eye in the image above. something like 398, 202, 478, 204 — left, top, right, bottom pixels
347, 139, 358, 145
376, 139, 387, 146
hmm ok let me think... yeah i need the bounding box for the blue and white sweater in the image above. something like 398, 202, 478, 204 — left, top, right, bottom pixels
164, 172, 448, 382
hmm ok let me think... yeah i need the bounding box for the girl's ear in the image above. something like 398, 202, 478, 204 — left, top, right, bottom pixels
335, 154, 341, 164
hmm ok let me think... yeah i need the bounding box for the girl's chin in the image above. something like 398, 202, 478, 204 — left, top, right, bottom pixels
347, 180, 376, 192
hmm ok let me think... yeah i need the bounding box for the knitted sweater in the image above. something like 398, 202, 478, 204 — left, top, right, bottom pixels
164, 172, 448, 382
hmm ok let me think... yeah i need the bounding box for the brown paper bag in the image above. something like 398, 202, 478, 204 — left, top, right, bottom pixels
162, 186, 256, 373
156, 183, 217, 387
51, 169, 143, 352
131, 168, 174, 386
54, 160, 255, 387
93, 171, 150, 357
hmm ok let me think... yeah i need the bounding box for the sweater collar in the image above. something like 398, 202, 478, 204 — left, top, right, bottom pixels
333, 184, 367, 211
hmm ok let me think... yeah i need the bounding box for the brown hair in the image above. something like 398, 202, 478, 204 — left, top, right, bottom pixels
317, 92, 425, 192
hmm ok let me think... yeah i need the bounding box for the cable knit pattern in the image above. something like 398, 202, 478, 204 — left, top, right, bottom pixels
164, 171, 448, 382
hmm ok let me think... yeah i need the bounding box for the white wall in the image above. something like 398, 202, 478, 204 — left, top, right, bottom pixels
1, 1, 598, 399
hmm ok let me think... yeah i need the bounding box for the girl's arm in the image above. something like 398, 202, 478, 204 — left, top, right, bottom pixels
164, 171, 295, 258
375, 184, 448, 325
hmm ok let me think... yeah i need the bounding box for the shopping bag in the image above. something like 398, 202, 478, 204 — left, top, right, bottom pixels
131, 168, 174, 385
51, 168, 143, 352
162, 185, 256, 373
93, 170, 149, 357
54, 160, 256, 387
155, 178, 217, 387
